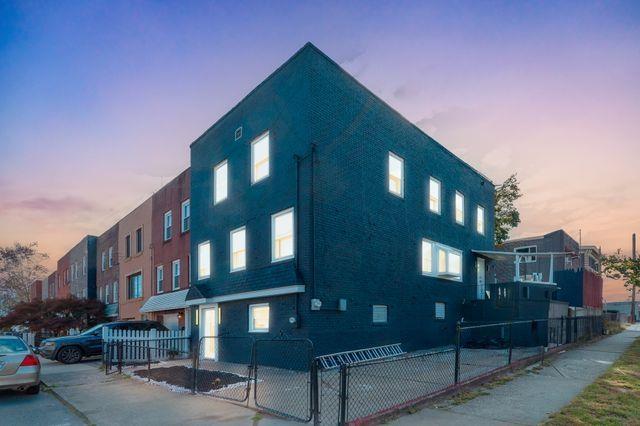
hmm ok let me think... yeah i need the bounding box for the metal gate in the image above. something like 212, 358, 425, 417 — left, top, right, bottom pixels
196, 336, 254, 402
253, 338, 315, 422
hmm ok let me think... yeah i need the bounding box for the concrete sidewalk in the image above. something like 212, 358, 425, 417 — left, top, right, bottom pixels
392, 324, 640, 426
40, 359, 291, 425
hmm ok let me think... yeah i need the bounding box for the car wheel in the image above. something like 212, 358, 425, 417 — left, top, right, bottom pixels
57, 346, 82, 364
25, 385, 40, 395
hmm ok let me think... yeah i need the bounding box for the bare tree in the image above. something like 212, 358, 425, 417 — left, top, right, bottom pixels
0, 242, 49, 314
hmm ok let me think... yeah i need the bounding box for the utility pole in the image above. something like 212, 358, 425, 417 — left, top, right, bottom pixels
632, 234, 637, 324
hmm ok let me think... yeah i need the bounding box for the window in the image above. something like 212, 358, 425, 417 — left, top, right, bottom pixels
108, 247, 113, 267
172, 260, 180, 290
98, 286, 103, 302
101, 252, 106, 271
272, 208, 294, 262
181, 199, 190, 232
198, 241, 211, 280
388, 152, 404, 197
455, 192, 464, 224
136, 227, 143, 253
230, 227, 246, 272
235, 126, 242, 141
421, 239, 463, 281
127, 273, 143, 299
514, 246, 537, 263
214, 160, 228, 204
476, 206, 485, 235
105, 285, 110, 304
251, 132, 270, 183
113, 282, 118, 302
372, 305, 388, 323
125, 235, 131, 258
429, 177, 441, 214
435, 302, 446, 319
164, 211, 172, 241
83, 256, 87, 275
156, 265, 164, 293
249, 303, 269, 333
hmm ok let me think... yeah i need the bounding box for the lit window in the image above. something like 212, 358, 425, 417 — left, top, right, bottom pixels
455, 192, 464, 225
172, 260, 180, 290
421, 238, 463, 281
388, 152, 404, 197
181, 199, 191, 232
476, 206, 485, 235
214, 160, 228, 204
230, 227, 246, 272
108, 247, 113, 267
249, 303, 269, 333
251, 132, 270, 184
156, 265, 164, 293
272, 208, 294, 262
429, 177, 441, 214
198, 241, 211, 280
372, 305, 388, 323
435, 302, 446, 319
421, 240, 433, 274
164, 211, 172, 241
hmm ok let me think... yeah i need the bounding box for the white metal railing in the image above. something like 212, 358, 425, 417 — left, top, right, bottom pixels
102, 328, 190, 363
317, 343, 405, 370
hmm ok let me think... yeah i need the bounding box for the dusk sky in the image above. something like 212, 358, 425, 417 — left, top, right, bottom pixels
1, 1, 638, 301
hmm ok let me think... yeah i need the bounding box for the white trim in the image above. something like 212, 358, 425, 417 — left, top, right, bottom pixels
197, 241, 211, 280
271, 207, 295, 263
428, 177, 441, 214
214, 160, 228, 204
421, 238, 463, 282
163, 211, 172, 241
388, 151, 404, 198
476, 205, 485, 235
514, 245, 537, 263
193, 285, 305, 306
455, 191, 465, 225
171, 259, 181, 290
181, 199, 191, 233
156, 265, 164, 294
230, 226, 247, 272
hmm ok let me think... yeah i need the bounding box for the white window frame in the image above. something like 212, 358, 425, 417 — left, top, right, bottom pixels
156, 265, 164, 294
435, 302, 446, 320
421, 238, 463, 281
108, 247, 113, 267
230, 226, 247, 272
514, 246, 537, 263
181, 199, 190, 232
164, 211, 172, 241
271, 208, 295, 263
101, 252, 106, 271
214, 160, 228, 204
105, 284, 110, 304
388, 152, 404, 198
248, 303, 270, 333
172, 259, 181, 290
82, 256, 87, 275
251, 132, 270, 184
476, 205, 485, 235
372, 305, 388, 324
113, 281, 118, 302
429, 177, 441, 214
198, 241, 211, 280
455, 191, 465, 225
98, 286, 103, 302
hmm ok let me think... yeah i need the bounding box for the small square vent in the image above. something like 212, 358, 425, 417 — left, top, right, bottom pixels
234, 126, 243, 141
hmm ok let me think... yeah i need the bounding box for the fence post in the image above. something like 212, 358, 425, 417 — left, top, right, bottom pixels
339, 364, 348, 426
508, 321, 513, 365
312, 360, 320, 425
191, 338, 199, 395
147, 344, 151, 382
117, 341, 123, 374
454, 321, 461, 385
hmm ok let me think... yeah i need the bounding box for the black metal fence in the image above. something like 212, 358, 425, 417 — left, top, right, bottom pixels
103, 316, 604, 425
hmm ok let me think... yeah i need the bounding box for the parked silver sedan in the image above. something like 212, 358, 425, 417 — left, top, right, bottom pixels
0, 335, 41, 394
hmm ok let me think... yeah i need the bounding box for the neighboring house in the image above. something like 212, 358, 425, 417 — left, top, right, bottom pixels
493, 230, 603, 315
56, 252, 71, 299
118, 197, 153, 320
141, 168, 191, 331
187, 43, 495, 357
96, 223, 120, 318
580, 245, 601, 273
29, 280, 43, 301
63, 236, 98, 300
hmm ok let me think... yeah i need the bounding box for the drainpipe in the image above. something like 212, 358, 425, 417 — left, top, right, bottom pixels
549, 254, 554, 284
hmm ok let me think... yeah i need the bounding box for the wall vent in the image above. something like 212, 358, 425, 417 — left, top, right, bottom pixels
234, 126, 243, 141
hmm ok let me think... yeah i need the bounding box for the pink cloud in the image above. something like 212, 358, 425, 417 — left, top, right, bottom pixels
0, 196, 97, 214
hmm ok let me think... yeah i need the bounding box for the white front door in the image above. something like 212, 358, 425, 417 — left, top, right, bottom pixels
476, 258, 486, 300
200, 306, 217, 359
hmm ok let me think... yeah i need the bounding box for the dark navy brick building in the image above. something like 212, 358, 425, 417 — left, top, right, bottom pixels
187, 43, 495, 358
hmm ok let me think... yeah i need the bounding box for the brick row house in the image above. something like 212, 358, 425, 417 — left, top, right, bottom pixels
96, 223, 119, 319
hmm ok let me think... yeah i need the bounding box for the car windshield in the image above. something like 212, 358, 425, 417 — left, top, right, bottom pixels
80, 324, 106, 336
0, 338, 28, 354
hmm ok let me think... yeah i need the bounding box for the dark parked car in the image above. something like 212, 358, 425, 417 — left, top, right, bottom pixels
38, 321, 168, 364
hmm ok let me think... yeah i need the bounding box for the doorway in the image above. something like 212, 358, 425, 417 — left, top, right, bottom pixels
477, 258, 486, 300
200, 305, 217, 359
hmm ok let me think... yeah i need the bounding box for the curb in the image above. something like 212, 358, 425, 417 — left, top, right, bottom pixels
41, 381, 94, 426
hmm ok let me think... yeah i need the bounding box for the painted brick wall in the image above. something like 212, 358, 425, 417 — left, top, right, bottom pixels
96, 223, 119, 308
191, 44, 495, 355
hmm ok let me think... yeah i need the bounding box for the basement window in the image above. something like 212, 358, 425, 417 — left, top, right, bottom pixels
249, 303, 270, 333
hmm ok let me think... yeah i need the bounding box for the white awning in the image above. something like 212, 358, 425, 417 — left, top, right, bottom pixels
140, 289, 189, 313
472, 250, 572, 261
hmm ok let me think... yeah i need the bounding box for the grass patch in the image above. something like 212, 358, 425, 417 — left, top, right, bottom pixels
604, 320, 625, 335
451, 389, 490, 405
545, 337, 640, 425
